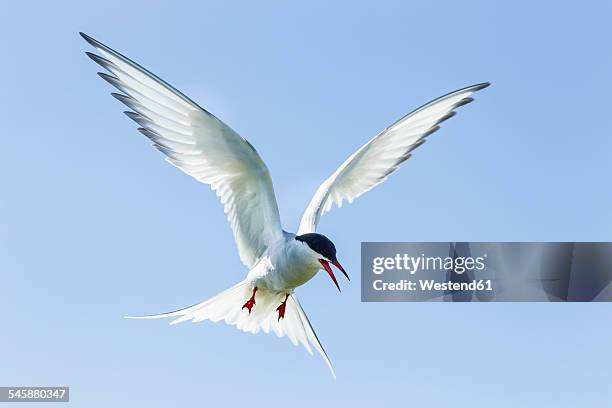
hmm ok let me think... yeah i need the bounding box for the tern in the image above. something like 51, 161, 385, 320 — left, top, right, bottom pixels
80, 32, 489, 377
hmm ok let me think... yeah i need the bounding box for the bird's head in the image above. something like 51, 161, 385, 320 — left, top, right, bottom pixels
295, 233, 349, 291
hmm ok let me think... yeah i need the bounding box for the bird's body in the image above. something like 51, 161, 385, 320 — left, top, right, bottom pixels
80, 31, 489, 377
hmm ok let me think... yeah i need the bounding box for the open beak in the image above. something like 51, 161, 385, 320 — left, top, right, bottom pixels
332, 259, 350, 281
319, 259, 350, 292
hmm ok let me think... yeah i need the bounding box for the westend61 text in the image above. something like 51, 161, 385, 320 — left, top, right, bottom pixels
372, 279, 493, 292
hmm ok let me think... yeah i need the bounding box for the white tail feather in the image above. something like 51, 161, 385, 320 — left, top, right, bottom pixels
125, 281, 336, 378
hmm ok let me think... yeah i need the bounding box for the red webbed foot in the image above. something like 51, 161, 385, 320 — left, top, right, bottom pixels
242, 286, 258, 314
276, 293, 290, 321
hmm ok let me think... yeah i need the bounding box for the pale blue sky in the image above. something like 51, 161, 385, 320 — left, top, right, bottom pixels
1, 1, 611, 407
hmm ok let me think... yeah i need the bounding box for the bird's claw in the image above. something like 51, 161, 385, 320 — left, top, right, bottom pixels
242, 287, 258, 314
276, 294, 289, 321
242, 298, 256, 314
276, 302, 286, 321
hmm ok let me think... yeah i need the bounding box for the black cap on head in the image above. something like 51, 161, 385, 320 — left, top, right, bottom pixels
295, 233, 337, 261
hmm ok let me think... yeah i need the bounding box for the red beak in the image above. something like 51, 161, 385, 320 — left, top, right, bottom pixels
319, 259, 340, 291
332, 259, 350, 281
319, 259, 350, 292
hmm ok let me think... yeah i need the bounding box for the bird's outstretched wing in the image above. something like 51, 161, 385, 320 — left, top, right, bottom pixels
81, 33, 283, 268
297, 83, 489, 234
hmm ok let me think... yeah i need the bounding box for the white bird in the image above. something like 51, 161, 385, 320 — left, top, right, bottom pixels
81, 32, 489, 377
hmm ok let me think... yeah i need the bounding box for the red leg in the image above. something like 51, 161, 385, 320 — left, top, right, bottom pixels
242, 286, 258, 314
276, 293, 290, 321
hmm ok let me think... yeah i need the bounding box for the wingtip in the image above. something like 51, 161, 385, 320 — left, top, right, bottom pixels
473, 82, 491, 91
80, 32, 114, 55
111, 92, 131, 102
97, 71, 119, 85
85, 51, 112, 67
454, 97, 474, 109
435, 110, 457, 125
97, 71, 112, 80
79, 31, 97, 46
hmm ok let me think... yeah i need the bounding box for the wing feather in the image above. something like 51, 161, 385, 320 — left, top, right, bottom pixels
81, 33, 283, 268
298, 83, 489, 234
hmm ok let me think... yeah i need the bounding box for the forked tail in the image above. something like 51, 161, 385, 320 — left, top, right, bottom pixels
125, 280, 335, 378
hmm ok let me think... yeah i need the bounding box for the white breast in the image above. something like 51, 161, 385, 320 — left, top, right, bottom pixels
247, 232, 321, 292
